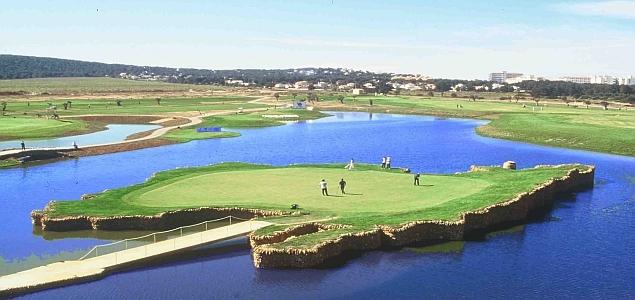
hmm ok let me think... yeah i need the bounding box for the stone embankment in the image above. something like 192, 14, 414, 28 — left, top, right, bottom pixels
250, 165, 594, 268
32, 207, 287, 231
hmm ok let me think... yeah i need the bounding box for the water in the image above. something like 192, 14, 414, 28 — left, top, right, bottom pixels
0, 124, 161, 150
0, 112, 633, 299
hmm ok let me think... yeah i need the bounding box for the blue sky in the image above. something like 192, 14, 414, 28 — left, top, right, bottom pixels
1, 0, 633, 79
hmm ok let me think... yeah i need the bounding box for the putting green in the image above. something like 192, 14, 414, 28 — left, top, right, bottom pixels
129, 168, 491, 215
38, 163, 591, 249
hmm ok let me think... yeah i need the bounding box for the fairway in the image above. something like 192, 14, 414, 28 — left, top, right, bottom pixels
130, 168, 491, 215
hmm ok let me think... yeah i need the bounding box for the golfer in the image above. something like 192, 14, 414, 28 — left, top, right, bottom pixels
20, 141, 25, 150
339, 178, 347, 194
320, 179, 329, 196
346, 159, 355, 171
381, 156, 386, 168
414, 173, 420, 186
386, 156, 392, 169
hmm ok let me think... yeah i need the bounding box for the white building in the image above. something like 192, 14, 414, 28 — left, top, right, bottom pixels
274, 83, 292, 89
505, 74, 546, 84
352, 88, 365, 95
490, 71, 523, 83
294, 81, 310, 89
315, 82, 330, 89
560, 76, 591, 84
591, 75, 635, 85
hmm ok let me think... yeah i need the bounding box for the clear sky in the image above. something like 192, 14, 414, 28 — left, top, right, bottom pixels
1, 0, 634, 79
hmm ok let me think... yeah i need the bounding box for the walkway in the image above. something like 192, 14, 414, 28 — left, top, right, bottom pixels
0, 219, 272, 297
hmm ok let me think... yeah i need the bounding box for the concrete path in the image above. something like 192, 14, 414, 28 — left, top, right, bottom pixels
0, 220, 271, 297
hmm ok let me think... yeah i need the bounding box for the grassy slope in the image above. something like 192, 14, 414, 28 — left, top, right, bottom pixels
42, 163, 589, 248
162, 130, 240, 142
0, 117, 89, 140
315, 95, 635, 156
0, 77, 207, 93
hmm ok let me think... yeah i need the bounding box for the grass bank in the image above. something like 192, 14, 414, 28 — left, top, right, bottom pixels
312, 95, 635, 156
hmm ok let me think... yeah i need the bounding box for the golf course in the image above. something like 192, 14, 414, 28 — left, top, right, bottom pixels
34, 163, 593, 253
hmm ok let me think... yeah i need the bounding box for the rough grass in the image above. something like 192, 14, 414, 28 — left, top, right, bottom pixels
200, 109, 329, 128
162, 130, 240, 142
0, 158, 20, 168
0, 77, 207, 94
41, 163, 590, 249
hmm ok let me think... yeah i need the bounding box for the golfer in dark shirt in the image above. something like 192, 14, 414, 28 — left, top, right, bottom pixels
339, 178, 347, 194
414, 173, 420, 186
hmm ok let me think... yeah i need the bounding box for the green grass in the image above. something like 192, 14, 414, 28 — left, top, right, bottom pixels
200, 109, 329, 128
161, 109, 329, 142
162, 130, 240, 142
0, 77, 209, 94
0, 158, 20, 168
315, 95, 635, 156
1, 96, 261, 116
0, 116, 90, 141
39, 162, 590, 249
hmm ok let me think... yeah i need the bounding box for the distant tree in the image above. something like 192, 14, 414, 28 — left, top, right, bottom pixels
563, 98, 572, 107
67, 101, 72, 108
337, 95, 345, 104
450, 92, 458, 98
376, 82, 393, 94
291, 92, 298, 100
273, 92, 280, 101
352, 95, 358, 101
584, 100, 592, 109
116, 100, 123, 106
427, 91, 434, 97
156, 97, 161, 105
307, 84, 315, 91
470, 95, 477, 102
600, 101, 609, 110
533, 97, 540, 106
62, 102, 68, 110
1, 101, 6, 112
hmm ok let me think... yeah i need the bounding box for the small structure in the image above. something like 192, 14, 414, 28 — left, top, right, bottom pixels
352, 88, 365, 95
292, 100, 307, 109
502, 161, 517, 170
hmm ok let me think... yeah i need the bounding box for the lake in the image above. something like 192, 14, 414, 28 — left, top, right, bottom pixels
1, 112, 633, 299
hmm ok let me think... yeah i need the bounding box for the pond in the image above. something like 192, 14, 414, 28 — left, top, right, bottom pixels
1, 112, 633, 299
0, 124, 161, 150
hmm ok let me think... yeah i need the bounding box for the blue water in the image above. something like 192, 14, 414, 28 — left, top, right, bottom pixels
1, 112, 633, 299
0, 124, 161, 150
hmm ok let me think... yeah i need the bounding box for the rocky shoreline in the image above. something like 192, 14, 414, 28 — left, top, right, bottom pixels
30, 164, 594, 269
249, 166, 594, 268
32, 207, 288, 231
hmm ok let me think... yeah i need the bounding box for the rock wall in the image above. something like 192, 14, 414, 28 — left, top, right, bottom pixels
251, 166, 594, 268
33, 207, 288, 231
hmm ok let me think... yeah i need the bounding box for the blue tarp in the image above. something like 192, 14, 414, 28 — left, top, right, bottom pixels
197, 127, 222, 133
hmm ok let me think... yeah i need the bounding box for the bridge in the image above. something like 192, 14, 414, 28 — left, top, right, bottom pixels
0, 216, 272, 297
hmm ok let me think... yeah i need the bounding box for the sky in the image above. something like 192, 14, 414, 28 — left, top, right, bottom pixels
1, 0, 634, 79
